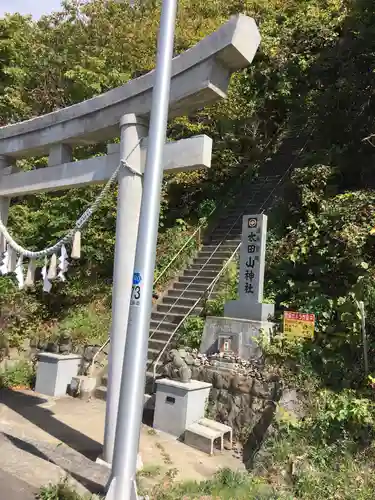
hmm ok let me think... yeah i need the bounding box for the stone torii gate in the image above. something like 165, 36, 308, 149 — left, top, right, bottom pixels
0, 14, 260, 467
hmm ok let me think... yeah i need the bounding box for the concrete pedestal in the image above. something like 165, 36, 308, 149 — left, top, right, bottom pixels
153, 379, 212, 438
35, 353, 81, 397
224, 300, 274, 322
200, 316, 275, 361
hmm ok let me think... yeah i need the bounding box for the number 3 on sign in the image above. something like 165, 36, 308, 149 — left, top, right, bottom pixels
132, 285, 141, 300
131, 271, 142, 306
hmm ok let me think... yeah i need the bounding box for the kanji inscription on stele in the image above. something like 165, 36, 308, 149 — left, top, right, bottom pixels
239, 214, 268, 303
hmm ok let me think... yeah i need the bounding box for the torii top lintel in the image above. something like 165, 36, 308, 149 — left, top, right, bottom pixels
0, 15, 260, 159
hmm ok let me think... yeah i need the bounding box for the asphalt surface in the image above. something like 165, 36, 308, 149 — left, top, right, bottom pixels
0, 469, 37, 500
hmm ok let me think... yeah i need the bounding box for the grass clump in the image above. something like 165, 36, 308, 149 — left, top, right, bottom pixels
145, 468, 288, 499
0, 360, 35, 389
38, 478, 101, 500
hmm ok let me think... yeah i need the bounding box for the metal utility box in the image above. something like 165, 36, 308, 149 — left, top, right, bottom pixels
153, 378, 212, 438
35, 353, 82, 397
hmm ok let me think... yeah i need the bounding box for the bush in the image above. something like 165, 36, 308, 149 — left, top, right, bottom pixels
176, 316, 205, 350
0, 360, 35, 389
308, 389, 375, 445
204, 260, 238, 317
58, 304, 110, 347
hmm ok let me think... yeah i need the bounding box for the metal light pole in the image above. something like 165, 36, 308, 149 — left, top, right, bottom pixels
103, 115, 148, 465
109, 0, 178, 498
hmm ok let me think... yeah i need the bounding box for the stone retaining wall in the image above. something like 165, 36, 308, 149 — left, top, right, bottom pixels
0, 335, 107, 376
162, 348, 282, 439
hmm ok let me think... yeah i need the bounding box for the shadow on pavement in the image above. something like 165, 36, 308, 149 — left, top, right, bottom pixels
0, 388, 102, 461
3, 432, 106, 495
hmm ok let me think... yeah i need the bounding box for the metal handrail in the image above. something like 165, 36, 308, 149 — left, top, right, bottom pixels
86, 215, 211, 376
88, 338, 110, 377
153, 217, 210, 287
151, 246, 240, 384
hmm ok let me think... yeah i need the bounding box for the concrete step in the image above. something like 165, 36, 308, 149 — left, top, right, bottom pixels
211, 230, 241, 239
209, 238, 241, 246
209, 235, 241, 243
151, 311, 184, 324
146, 358, 164, 371
198, 247, 233, 256
95, 384, 156, 401
177, 276, 213, 287
149, 328, 175, 341
150, 319, 179, 332
157, 303, 202, 316
209, 234, 242, 241
219, 213, 245, 221
163, 295, 201, 307
229, 200, 265, 211
202, 244, 239, 252
192, 257, 227, 267
217, 222, 242, 231
148, 337, 169, 351
147, 347, 163, 362
167, 288, 215, 300
183, 269, 217, 279
189, 263, 223, 272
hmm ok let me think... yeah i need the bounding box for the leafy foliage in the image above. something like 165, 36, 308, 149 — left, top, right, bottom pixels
203, 260, 239, 317
4, 1, 375, 498
142, 467, 286, 500
175, 316, 205, 350
38, 478, 100, 500
0, 360, 35, 389
0, 0, 355, 342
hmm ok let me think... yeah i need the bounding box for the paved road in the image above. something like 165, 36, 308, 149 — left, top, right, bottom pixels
0, 469, 36, 500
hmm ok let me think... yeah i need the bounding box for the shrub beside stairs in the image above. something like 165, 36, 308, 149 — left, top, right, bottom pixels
95, 172, 283, 400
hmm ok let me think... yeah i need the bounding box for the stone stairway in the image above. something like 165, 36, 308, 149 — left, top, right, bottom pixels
95, 172, 284, 400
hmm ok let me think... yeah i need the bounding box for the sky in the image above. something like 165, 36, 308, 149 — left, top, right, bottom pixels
0, 0, 63, 19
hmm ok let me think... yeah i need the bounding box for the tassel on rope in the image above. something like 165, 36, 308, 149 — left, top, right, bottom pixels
41, 257, 52, 293
58, 244, 69, 282
0, 249, 9, 275
71, 231, 81, 260
15, 255, 24, 290
25, 259, 36, 288
47, 253, 57, 281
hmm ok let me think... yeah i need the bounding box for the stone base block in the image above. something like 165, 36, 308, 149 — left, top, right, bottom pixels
70, 375, 97, 400
35, 353, 81, 397
153, 379, 211, 438
200, 316, 275, 361
224, 300, 275, 322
